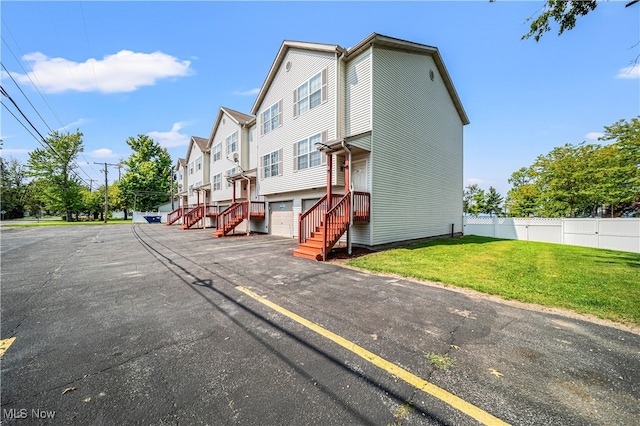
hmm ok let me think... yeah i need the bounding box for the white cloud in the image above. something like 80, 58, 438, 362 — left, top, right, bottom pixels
616, 66, 640, 79
0, 148, 31, 156
147, 122, 191, 148
90, 148, 119, 158
234, 88, 260, 96
466, 178, 488, 186
11, 50, 192, 94
585, 132, 604, 140
56, 118, 88, 133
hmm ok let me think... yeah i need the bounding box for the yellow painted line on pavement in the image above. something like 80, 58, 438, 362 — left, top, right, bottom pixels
0, 337, 16, 358
236, 286, 509, 426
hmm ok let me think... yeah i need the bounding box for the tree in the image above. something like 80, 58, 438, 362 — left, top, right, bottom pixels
119, 135, 172, 212
81, 188, 104, 220
484, 186, 504, 217
0, 157, 30, 219
521, 0, 598, 42
26, 131, 85, 221
505, 167, 539, 217
463, 184, 480, 216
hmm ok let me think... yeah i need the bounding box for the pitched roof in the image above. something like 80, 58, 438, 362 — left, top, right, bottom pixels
250, 33, 469, 125
207, 107, 255, 148
175, 158, 187, 170
185, 136, 209, 162
221, 107, 254, 126
251, 40, 344, 115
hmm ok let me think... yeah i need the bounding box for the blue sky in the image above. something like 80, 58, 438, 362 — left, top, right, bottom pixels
1, 1, 638, 197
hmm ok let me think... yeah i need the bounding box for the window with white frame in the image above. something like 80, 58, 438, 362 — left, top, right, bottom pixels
294, 69, 327, 118
261, 100, 282, 135
213, 143, 222, 162
188, 184, 194, 195
195, 156, 202, 171
213, 174, 222, 191
189, 162, 194, 175
293, 132, 326, 171
261, 149, 282, 179
225, 167, 237, 188
226, 132, 237, 155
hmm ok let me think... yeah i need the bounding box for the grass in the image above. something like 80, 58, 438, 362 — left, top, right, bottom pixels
346, 236, 640, 325
423, 353, 454, 370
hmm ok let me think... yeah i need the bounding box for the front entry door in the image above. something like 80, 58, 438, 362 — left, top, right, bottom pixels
351, 160, 368, 192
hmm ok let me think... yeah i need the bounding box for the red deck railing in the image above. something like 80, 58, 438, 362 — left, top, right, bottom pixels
298, 194, 343, 245
182, 205, 205, 229
353, 191, 371, 223
216, 201, 265, 236
166, 207, 183, 225
322, 193, 351, 261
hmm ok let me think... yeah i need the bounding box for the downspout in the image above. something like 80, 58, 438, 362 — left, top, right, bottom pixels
341, 140, 353, 255
242, 174, 251, 236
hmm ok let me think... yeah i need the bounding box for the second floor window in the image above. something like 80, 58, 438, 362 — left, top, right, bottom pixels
189, 162, 194, 175
195, 156, 202, 171
261, 149, 282, 179
213, 143, 222, 162
226, 167, 237, 188
213, 174, 222, 191
226, 132, 237, 155
261, 100, 282, 135
294, 132, 326, 171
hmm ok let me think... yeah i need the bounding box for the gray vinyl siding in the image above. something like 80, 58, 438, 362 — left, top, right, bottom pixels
257, 48, 337, 195
347, 133, 371, 151
345, 48, 372, 137
370, 47, 464, 246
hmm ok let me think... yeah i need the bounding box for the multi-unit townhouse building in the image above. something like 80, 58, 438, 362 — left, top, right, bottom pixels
167, 33, 469, 261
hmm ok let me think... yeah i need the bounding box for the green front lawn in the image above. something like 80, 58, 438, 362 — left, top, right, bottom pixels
346, 236, 640, 325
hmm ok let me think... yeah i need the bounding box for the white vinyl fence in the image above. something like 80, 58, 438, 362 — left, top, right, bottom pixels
132, 211, 168, 224
463, 217, 640, 254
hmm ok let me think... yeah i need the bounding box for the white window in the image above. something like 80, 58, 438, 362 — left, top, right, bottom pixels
294, 69, 327, 118
261, 149, 283, 179
195, 156, 202, 171
213, 143, 222, 162
226, 167, 237, 188
213, 174, 222, 191
188, 184, 194, 195
226, 132, 237, 155
189, 162, 194, 175
294, 132, 326, 171
261, 100, 282, 135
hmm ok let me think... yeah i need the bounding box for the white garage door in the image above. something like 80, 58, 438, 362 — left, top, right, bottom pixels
270, 201, 294, 237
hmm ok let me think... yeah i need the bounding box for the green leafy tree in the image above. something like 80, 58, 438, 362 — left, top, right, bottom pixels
119, 135, 172, 212
108, 182, 127, 218
531, 142, 599, 217
521, 0, 598, 42
26, 131, 85, 221
505, 167, 540, 217
484, 186, 504, 217
463, 184, 480, 216
0, 157, 29, 219
81, 188, 104, 220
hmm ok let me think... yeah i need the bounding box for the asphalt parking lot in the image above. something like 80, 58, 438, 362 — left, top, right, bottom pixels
1, 224, 639, 425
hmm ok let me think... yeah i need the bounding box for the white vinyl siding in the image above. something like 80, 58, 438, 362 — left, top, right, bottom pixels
345, 49, 372, 136
255, 48, 337, 195
371, 47, 463, 246
210, 111, 250, 203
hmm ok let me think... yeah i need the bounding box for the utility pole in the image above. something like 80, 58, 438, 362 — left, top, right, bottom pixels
88, 179, 97, 192
94, 162, 120, 224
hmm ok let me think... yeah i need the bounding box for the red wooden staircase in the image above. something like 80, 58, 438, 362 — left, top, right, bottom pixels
166, 207, 185, 226
181, 205, 205, 230
293, 192, 370, 261
213, 201, 265, 238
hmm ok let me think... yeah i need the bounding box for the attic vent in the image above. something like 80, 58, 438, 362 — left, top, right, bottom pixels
285, 61, 292, 72
223, 118, 226, 124
429, 69, 434, 81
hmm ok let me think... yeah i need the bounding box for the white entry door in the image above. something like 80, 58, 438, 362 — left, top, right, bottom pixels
351, 160, 368, 192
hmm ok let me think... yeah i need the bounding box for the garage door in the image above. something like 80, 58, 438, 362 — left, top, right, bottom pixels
270, 201, 294, 237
